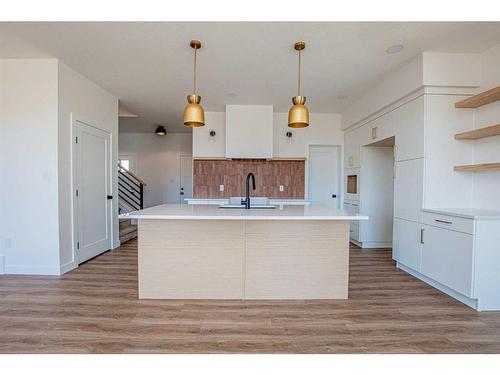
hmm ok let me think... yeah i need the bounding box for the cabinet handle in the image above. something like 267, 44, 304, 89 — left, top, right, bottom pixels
435, 219, 453, 225
420, 228, 424, 244
371, 127, 378, 140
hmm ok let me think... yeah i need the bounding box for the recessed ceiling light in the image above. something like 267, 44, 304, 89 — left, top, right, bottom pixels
386, 45, 404, 54
226, 93, 238, 98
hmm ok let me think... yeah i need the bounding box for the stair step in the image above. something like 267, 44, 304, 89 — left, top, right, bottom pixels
120, 229, 137, 244
119, 219, 132, 228
119, 225, 137, 237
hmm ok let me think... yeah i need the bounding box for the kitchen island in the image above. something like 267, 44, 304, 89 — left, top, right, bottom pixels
120, 204, 368, 300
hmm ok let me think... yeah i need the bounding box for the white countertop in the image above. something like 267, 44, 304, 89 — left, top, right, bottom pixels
422, 208, 500, 220
120, 203, 368, 221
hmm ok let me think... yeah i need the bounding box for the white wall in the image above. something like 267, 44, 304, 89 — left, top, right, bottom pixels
273, 113, 343, 157
193, 111, 343, 158
0, 59, 61, 274
58, 62, 119, 270
472, 43, 500, 210
342, 52, 482, 130
118, 133, 192, 207
0, 59, 118, 275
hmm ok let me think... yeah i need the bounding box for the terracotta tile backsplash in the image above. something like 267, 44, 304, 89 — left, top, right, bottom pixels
193, 159, 305, 199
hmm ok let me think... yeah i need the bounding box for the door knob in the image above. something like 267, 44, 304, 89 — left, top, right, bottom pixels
332, 194, 337, 198
180, 192, 184, 195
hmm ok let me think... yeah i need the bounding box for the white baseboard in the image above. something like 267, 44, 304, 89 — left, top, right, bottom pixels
397, 262, 478, 311
0, 255, 5, 275
113, 240, 121, 249
60, 260, 77, 274
350, 240, 392, 249
361, 241, 392, 249
5, 264, 61, 276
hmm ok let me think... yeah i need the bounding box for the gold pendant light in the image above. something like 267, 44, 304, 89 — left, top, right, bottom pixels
288, 41, 309, 128
183, 40, 205, 127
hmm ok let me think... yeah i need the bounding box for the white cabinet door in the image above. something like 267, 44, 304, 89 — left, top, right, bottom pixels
376, 110, 396, 141
394, 96, 424, 161
394, 158, 424, 223
344, 128, 360, 168
421, 225, 474, 297
393, 218, 422, 271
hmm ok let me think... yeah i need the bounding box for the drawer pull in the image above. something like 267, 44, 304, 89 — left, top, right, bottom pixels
420, 228, 424, 244
435, 219, 453, 225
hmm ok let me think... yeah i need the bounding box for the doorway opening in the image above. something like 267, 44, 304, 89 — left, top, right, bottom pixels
358, 136, 395, 248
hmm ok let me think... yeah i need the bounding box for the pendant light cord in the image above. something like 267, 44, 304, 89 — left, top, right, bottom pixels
297, 49, 301, 96
193, 47, 197, 95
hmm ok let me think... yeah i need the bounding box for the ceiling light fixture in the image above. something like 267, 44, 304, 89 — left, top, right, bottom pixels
155, 125, 167, 136
386, 44, 404, 54
288, 41, 309, 128
183, 40, 205, 127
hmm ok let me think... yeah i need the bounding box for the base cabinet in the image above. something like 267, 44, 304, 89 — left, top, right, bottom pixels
394, 210, 500, 311
421, 224, 474, 297
393, 218, 422, 271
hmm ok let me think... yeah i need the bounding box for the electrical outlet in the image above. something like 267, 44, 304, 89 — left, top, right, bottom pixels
279, 185, 284, 192
219, 185, 224, 192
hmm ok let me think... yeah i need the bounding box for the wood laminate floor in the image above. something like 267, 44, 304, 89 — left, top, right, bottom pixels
1, 239, 500, 353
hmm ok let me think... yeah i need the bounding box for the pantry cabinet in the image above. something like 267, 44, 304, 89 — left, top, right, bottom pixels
394, 96, 424, 161
394, 158, 424, 223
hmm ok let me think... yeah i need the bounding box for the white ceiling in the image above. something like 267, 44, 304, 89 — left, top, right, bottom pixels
1, 22, 500, 133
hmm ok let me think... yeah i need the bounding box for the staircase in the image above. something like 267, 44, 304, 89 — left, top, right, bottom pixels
119, 219, 138, 243
118, 164, 146, 244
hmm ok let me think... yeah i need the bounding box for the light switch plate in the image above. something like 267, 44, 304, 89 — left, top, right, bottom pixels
279, 185, 284, 192
219, 185, 224, 192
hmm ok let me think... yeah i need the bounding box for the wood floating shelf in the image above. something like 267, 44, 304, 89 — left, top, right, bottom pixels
455, 85, 500, 108
454, 163, 500, 172
455, 124, 500, 140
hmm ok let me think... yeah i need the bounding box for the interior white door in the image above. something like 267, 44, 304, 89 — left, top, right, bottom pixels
179, 155, 193, 204
308, 145, 341, 208
75, 121, 112, 264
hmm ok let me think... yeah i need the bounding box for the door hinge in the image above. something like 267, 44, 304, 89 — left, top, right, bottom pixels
77, 241, 80, 250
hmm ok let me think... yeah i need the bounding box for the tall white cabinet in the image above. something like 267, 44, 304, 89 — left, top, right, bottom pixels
344, 88, 500, 311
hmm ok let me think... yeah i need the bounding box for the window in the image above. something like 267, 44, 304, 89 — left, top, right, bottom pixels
119, 159, 130, 171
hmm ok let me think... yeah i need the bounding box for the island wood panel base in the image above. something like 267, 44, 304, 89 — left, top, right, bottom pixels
138, 219, 350, 300
245, 220, 349, 299
138, 220, 245, 299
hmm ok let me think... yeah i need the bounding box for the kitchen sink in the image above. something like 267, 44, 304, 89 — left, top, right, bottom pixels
219, 204, 276, 209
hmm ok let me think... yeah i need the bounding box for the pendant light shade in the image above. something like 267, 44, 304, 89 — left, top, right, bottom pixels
288, 41, 309, 128
184, 40, 205, 127
155, 125, 167, 136
288, 95, 309, 128
183, 94, 205, 127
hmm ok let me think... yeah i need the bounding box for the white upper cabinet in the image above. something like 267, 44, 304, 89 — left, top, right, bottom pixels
344, 128, 360, 168
225, 105, 273, 159
394, 96, 424, 161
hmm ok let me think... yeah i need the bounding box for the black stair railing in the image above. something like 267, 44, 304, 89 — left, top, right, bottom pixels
118, 164, 145, 212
